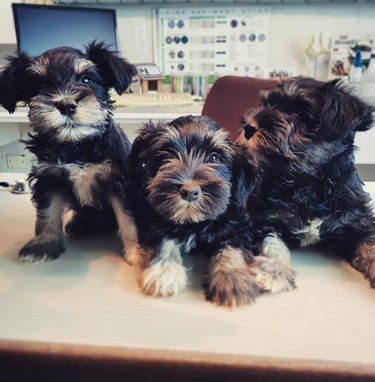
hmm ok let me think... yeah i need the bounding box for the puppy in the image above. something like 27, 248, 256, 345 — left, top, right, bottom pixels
0, 41, 138, 262
126, 115, 263, 307
238, 76, 375, 290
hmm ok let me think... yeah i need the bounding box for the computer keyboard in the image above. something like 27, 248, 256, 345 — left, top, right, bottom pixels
111, 92, 196, 107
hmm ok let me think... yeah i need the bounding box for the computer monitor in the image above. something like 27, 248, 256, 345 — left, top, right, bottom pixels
12, 4, 118, 57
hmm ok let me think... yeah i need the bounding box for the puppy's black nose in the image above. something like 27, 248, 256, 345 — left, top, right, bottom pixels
180, 184, 201, 202
243, 123, 257, 140
56, 100, 77, 116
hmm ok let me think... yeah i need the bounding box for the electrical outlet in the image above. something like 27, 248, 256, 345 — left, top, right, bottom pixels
6, 155, 27, 169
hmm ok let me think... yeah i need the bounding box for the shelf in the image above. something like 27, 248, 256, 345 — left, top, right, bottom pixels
54, 0, 363, 4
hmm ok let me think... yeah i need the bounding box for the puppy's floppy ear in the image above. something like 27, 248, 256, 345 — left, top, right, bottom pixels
0, 51, 33, 113
230, 144, 258, 208
170, 115, 222, 134
321, 79, 374, 140
85, 40, 137, 94
169, 115, 195, 129
136, 120, 161, 143
129, 121, 161, 167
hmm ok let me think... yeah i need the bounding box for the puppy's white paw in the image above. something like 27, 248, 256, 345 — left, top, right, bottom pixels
20, 253, 50, 264
251, 256, 296, 293
140, 260, 187, 297
261, 233, 290, 260
255, 233, 296, 292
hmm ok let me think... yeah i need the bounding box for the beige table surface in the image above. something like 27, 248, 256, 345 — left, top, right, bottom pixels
0, 173, 375, 370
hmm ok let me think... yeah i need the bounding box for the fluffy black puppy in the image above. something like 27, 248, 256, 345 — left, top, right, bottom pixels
0, 41, 138, 263
126, 115, 263, 307
238, 76, 375, 291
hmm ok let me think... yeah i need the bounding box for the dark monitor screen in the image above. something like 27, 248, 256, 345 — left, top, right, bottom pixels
12, 4, 118, 57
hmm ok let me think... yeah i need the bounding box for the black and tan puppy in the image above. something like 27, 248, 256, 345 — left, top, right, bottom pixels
126, 115, 264, 307
238, 76, 375, 291
0, 41, 138, 262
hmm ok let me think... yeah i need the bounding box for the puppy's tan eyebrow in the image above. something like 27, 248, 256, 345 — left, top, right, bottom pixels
29, 56, 49, 76
209, 129, 232, 152
74, 59, 96, 75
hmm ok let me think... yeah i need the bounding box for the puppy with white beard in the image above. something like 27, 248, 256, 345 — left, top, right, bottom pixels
126, 115, 267, 307
0, 42, 138, 262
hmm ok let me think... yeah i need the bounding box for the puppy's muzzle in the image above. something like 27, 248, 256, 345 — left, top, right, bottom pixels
180, 183, 202, 202
243, 123, 257, 140
56, 99, 78, 116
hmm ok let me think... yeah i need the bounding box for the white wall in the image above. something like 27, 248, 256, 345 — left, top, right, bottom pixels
2, 3, 375, 77
108, 3, 375, 80
268, 4, 375, 79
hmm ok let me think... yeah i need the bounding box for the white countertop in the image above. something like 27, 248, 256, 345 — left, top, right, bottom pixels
0, 173, 375, 366
0, 106, 202, 124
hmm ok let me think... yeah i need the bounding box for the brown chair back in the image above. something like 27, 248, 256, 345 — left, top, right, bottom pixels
202, 75, 278, 140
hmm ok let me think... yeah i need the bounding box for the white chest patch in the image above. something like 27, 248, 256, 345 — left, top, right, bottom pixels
65, 162, 112, 206
182, 234, 196, 255
293, 218, 323, 247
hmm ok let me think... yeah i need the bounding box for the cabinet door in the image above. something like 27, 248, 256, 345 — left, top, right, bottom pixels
0, 0, 20, 44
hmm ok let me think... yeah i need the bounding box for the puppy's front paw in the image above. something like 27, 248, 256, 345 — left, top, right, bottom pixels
206, 267, 261, 307
140, 260, 187, 297
124, 242, 144, 267
251, 256, 296, 293
353, 241, 375, 287
19, 237, 65, 263
206, 246, 261, 307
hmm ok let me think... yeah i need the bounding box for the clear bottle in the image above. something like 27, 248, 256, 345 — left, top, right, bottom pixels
360, 52, 375, 105
348, 50, 363, 96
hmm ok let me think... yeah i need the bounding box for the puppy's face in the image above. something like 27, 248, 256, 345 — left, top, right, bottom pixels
238, 77, 374, 166
0, 42, 136, 143
26, 48, 110, 142
131, 116, 234, 224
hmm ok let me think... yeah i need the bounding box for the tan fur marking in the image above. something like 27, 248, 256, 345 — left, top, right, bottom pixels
74, 59, 95, 74
353, 241, 375, 287
207, 246, 261, 307
30, 56, 49, 76
111, 197, 140, 266
67, 162, 112, 206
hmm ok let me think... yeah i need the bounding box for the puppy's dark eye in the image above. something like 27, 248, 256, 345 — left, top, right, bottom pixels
141, 162, 147, 169
207, 152, 219, 163
160, 153, 174, 162
79, 76, 93, 85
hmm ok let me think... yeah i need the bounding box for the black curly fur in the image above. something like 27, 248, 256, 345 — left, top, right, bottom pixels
240, 76, 375, 284
126, 115, 262, 306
